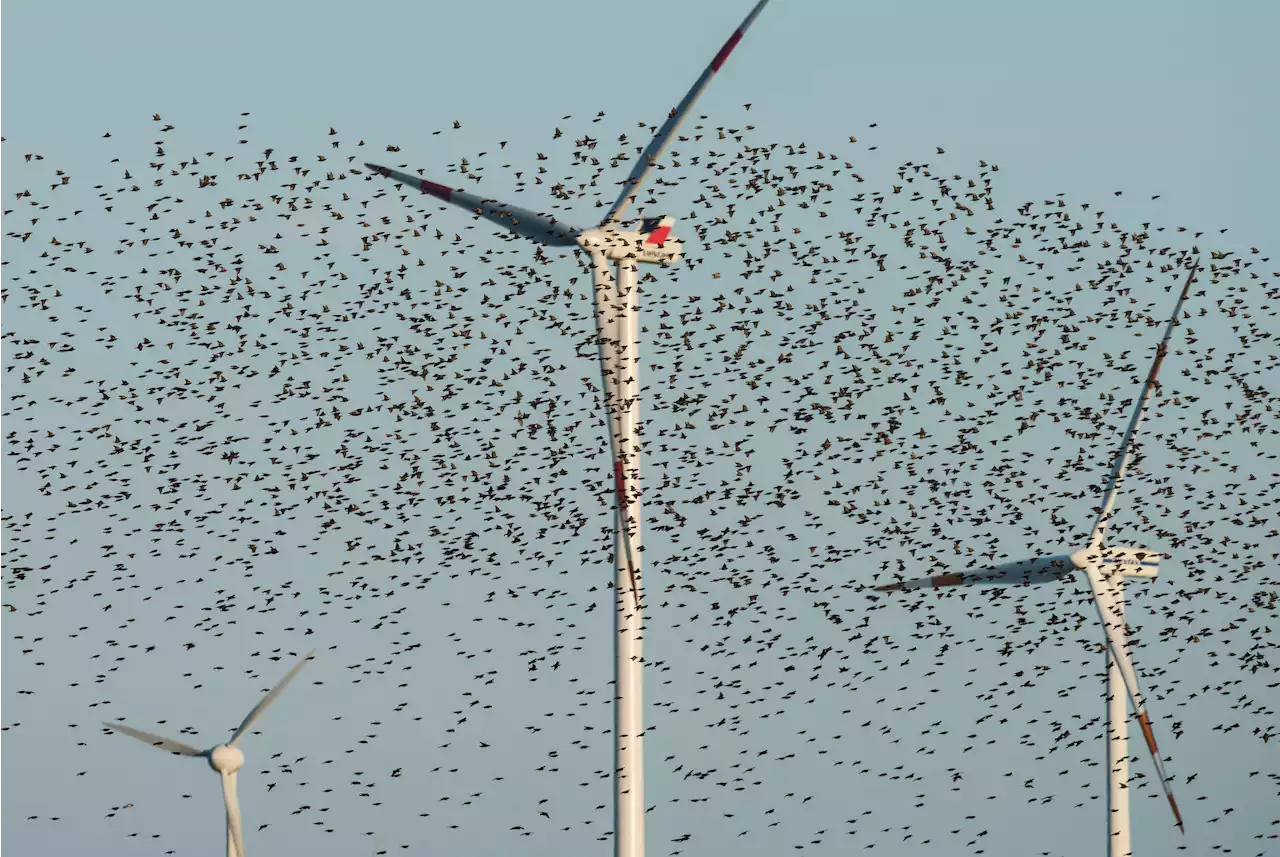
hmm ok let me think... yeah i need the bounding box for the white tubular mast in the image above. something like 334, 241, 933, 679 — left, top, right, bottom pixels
363, 8, 773, 857
221, 771, 245, 857
1107, 583, 1132, 857
589, 253, 646, 857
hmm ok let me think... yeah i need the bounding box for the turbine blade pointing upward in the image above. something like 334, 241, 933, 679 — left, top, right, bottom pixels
230, 650, 313, 746
602, 0, 772, 225
1088, 259, 1199, 550
102, 721, 205, 757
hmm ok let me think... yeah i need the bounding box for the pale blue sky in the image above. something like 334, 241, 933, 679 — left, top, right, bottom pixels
4, 1, 1278, 856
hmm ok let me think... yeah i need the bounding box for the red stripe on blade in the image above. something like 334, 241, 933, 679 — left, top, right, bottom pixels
1146, 344, 1167, 386
613, 459, 628, 505
711, 30, 743, 71
932, 573, 965, 588
1137, 710, 1160, 756
419, 179, 452, 201
1168, 793, 1185, 834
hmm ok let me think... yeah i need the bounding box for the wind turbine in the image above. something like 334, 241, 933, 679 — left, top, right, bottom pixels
102, 650, 314, 857
876, 260, 1198, 854
363, 4, 772, 857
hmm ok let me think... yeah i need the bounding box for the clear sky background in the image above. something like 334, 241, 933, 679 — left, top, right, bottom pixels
3, 1, 1278, 856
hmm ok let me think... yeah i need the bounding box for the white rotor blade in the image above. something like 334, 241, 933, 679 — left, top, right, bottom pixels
875, 554, 1076, 592
364, 163, 585, 246
1084, 566, 1185, 833
102, 721, 204, 757
1088, 260, 1198, 550
229, 651, 313, 746
222, 770, 246, 857
602, 0, 772, 225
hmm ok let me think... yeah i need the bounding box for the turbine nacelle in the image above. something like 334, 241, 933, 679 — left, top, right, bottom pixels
578, 217, 682, 266
1069, 545, 1162, 579
209, 744, 245, 774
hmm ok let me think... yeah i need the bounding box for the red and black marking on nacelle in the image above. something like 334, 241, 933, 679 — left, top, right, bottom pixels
640, 217, 672, 246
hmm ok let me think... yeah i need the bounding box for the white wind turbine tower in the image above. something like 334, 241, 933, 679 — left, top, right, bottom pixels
102, 651, 314, 857
876, 260, 1199, 854
363, 4, 772, 857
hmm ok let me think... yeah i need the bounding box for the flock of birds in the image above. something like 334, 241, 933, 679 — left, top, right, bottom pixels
3, 108, 1278, 856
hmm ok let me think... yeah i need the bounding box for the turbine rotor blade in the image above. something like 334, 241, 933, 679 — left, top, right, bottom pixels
229, 651, 313, 746
1088, 260, 1198, 549
602, 0, 772, 225
364, 163, 583, 246
222, 770, 246, 857
102, 721, 204, 757
875, 554, 1076, 592
1085, 567, 1184, 833
1136, 710, 1186, 833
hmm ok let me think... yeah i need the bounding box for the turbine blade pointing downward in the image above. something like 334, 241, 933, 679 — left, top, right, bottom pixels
230, 650, 313, 747
602, 0, 772, 225
1086, 566, 1185, 833
101, 721, 205, 757
363, 163, 583, 247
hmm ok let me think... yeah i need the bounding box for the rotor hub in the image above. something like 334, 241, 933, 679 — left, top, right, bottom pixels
209, 744, 245, 774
